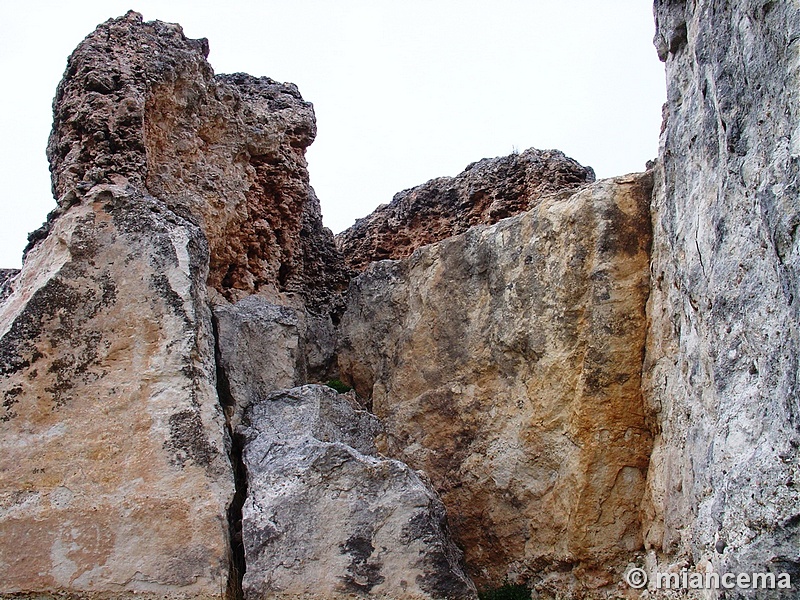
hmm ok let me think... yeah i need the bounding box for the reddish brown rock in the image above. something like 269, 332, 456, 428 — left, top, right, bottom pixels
335, 148, 594, 271
44, 11, 346, 310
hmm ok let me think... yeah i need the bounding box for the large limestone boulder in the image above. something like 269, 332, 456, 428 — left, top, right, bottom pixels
336, 148, 595, 271
0, 11, 345, 598
0, 185, 233, 596
338, 173, 654, 596
237, 385, 477, 600
644, 0, 800, 584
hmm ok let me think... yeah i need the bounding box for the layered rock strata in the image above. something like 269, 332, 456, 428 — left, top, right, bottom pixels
336, 148, 595, 271
644, 0, 800, 587
237, 385, 477, 600
338, 173, 654, 595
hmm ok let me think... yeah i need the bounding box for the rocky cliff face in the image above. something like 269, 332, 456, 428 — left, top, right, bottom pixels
644, 0, 800, 586
335, 148, 595, 271
338, 173, 654, 595
3, 3, 799, 600
0, 12, 477, 600
44, 11, 345, 310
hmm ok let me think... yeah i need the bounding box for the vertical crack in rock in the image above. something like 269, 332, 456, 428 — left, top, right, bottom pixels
1, 11, 347, 597
213, 313, 246, 600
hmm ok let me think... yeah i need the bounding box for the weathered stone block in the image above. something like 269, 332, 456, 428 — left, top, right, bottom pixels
238, 385, 477, 600
339, 173, 654, 595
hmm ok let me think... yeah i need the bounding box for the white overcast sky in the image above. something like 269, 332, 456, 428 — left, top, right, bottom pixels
0, 1, 664, 268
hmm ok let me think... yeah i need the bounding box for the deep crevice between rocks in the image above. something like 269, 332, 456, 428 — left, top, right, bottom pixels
212, 312, 247, 600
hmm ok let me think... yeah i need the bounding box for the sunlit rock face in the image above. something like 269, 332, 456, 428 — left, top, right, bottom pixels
237, 385, 478, 600
644, 0, 800, 584
0, 11, 344, 597
338, 173, 654, 596
336, 148, 595, 272
0, 183, 233, 597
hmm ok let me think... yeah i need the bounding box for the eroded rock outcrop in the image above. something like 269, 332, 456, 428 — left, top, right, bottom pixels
238, 385, 477, 600
44, 11, 345, 310
338, 173, 654, 595
336, 148, 595, 271
0, 184, 233, 596
0, 11, 346, 598
643, 0, 800, 587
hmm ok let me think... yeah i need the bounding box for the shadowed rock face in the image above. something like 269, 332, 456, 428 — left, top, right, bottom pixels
336, 148, 595, 271
338, 173, 654, 596
644, 0, 800, 583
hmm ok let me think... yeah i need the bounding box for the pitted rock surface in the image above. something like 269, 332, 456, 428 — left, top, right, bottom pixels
45, 11, 346, 309
0, 11, 346, 597
336, 148, 594, 271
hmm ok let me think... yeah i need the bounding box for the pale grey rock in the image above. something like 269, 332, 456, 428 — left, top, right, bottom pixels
643, 0, 800, 592
0, 185, 233, 596
238, 385, 477, 600
214, 296, 306, 431
213, 295, 339, 431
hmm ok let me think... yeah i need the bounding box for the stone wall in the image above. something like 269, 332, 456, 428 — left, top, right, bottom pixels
644, 0, 800, 586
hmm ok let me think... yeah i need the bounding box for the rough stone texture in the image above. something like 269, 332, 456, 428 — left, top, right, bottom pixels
336, 148, 595, 271
643, 0, 800, 591
338, 174, 654, 596
238, 385, 477, 600
214, 296, 305, 431
44, 11, 346, 310
0, 270, 18, 303
1, 11, 350, 598
0, 185, 232, 596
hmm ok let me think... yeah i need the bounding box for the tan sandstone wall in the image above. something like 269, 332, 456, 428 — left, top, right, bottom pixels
339, 173, 654, 597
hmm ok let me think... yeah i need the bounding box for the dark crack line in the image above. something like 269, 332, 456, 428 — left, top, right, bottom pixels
213, 312, 247, 600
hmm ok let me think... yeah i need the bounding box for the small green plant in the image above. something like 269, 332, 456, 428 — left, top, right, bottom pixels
478, 583, 531, 600
326, 378, 353, 394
